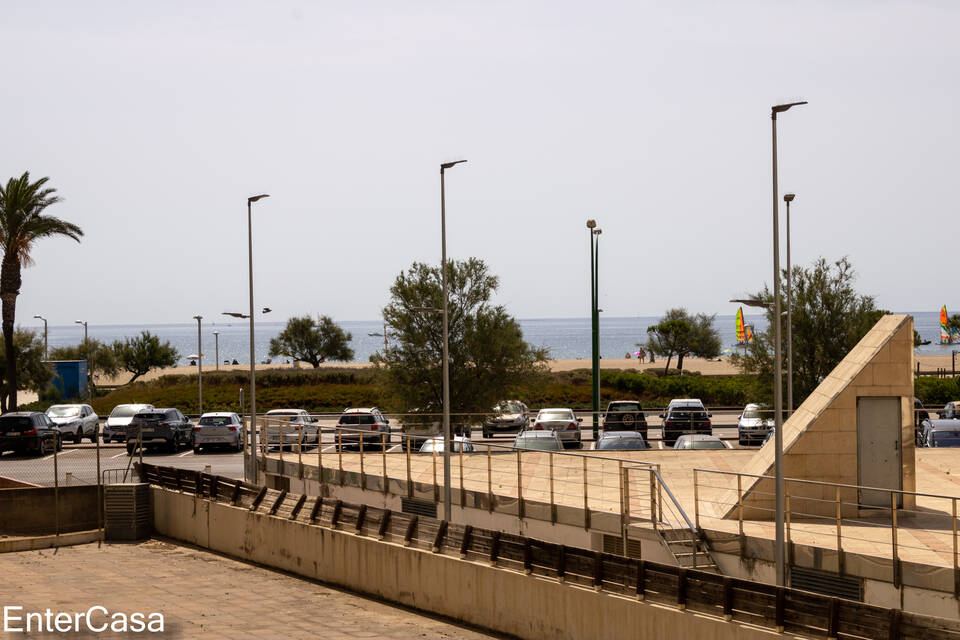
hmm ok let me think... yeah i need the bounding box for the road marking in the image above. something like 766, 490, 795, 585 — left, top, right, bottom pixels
111, 452, 127, 459
322, 445, 338, 453
178, 450, 194, 458
723, 439, 732, 449
43, 449, 78, 461
657, 440, 664, 450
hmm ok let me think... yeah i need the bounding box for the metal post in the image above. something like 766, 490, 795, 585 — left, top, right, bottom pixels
317, 423, 323, 485
583, 456, 590, 529
53, 438, 60, 536
194, 315, 203, 414
458, 444, 465, 507
836, 486, 844, 574
786, 492, 793, 569
737, 473, 744, 558
517, 449, 524, 519
549, 451, 556, 523
487, 444, 493, 512
338, 429, 344, 486
359, 431, 365, 489
96, 428, 102, 535
245, 193, 268, 484
891, 491, 900, 587
953, 498, 958, 596
213, 331, 219, 371
589, 222, 600, 440
432, 446, 438, 503
693, 469, 700, 529
785, 196, 794, 416
382, 433, 388, 495
297, 425, 303, 479
772, 108, 785, 587
620, 461, 628, 552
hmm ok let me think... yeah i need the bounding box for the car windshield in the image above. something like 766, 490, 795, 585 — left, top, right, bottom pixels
47, 406, 81, 418
136, 413, 166, 421
110, 406, 143, 418
515, 437, 561, 451
340, 414, 375, 425
742, 409, 767, 419
497, 402, 523, 414
610, 403, 640, 412
420, 439, 473, 453
597, 437, 646, 450
0, 416, 33, 430
678, 440, 724, 450
539, 411, 572, 421
934, 432, 960, 447
669, 410, 707, 420
199, 416, 234, 427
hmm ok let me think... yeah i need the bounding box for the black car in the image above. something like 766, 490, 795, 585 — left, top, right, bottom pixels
126, 408, 193, 454
660, 399, 712, 447
601, 401, 647, 440
0, 412, 62, 456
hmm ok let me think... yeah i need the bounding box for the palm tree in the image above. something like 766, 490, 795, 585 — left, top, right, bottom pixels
0, 173, 82, 411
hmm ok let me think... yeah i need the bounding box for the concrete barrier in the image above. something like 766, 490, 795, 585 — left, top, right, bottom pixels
0, 485, 100, 536
152, 486, 786, 640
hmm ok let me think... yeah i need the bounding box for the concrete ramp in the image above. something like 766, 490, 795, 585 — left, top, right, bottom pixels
723, 314, 916, 519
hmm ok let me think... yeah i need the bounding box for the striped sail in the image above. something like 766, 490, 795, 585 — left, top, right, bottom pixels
736, 307, 746, 344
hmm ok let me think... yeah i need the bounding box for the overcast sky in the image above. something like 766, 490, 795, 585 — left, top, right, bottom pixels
1, 1, 956, 326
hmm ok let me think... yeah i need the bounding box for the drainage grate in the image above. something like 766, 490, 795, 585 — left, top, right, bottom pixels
602, 534, 643, 558
104, 483, 152, 541
790, 567, 863, 601
401, 497, 438, 518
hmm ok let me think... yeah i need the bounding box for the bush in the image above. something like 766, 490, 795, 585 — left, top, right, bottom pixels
914, 377, 960, 406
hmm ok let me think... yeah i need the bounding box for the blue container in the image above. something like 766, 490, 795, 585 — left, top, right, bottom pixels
48, 360, 88, 400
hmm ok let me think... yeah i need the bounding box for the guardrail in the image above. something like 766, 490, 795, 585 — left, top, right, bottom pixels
138, 461, 960, 640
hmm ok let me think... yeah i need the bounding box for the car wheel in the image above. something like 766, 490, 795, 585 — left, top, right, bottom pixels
193, 447, 201, 455
126, 443, 135, 456
73, 429, 83, 444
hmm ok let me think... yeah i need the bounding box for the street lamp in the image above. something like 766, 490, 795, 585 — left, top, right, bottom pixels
771, 100, 806, 587
245, 193, 269, 483
75, 319, 89, 399
438, 159, 467, 521
193, 315, 203, 414
784, 193, 796, 417
213, 331, 220, 371
587, 220, 602, 440
34, 315, 47, 360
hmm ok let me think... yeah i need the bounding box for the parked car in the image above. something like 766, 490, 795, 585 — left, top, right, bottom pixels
418, 436, 475, 454
263, 408, 319, 450
126, 408, 193, 454
674, 434, 725, 450
336, 407, 390, 447
513, 430, 564, 451
103, 403, 154, 443
661, 399, 712, 446
918, 419, 960, 447
593, 431, 649, 451
193, 412, 244, 454
0, 412, 62, 456
46, 404, 99, 444
482, 400, 529, 438
737, 403, 774, 446
939, 400, 960, 420
531, 408, 582, 446
601, 401, 647, 440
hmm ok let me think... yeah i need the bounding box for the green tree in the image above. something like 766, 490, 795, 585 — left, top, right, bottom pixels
373, 258, 547, 418
645, 308, 721, 372
0, 328, 53, 410
0, 172, 82, 410
732, 257, 885, 405
113, 331, 180, 383
913, 329, 923, 347
269, 315, 354, 367
49, 339, 120, 386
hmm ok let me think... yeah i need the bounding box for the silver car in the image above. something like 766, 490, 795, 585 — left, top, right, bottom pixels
513, 430, 563, 451
531, 408, 582, 446
737, 403, 773, 446
46, 404, 99, 444
104, 403, 154, 443
263, 409, 320, 450
193, 412, 244, 453
674, 434, 726, 450
418, 436, 475, 454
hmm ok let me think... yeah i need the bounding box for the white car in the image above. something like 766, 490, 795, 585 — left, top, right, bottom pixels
531, 408, 582, 446
263, 409, 320, 450
46, 404, 99, 444
103, 404, 154, 443
418, 436, 475, 454
737, 403, 774, 446
193, 412, 244, 453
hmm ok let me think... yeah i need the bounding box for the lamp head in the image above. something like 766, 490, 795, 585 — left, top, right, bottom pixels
74, 320, 84, 325
440, 159, 467, 171
586, 219, 597, 229
223, 312, 248, 319
248, 194, 270, 203
193, 315, 203, 321
784, 193, 795, 203
772, 100, 808, 114
261, 307, 272, 314
594, 228, 602, 235
33, 314, 43, 320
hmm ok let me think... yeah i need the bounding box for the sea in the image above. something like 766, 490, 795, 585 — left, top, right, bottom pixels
37, 311, 951, 367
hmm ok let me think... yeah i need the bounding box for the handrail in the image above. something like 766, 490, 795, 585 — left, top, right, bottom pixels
626, 463, 698, 533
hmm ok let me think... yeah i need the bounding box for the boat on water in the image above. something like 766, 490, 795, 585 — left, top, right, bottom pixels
735, 307, 754, 347
368, 332, 383, 337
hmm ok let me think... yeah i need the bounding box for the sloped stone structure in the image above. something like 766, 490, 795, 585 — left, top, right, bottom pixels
724, 314, 915, 519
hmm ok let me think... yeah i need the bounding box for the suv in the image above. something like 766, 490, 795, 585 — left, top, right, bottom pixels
482, 400, 529, 438
126, 408, 193, 454
46, 404, 99, 444
660, 398, 711, 447
263, 408, 319, 450
0, 412, 62, 456
737, 403, 773, 446
336, 407, 390, 448
104, 403, 154, 443
601, 400, 647, 439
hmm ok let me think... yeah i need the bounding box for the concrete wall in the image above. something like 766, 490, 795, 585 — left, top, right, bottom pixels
152, 487, 786, 640
0, 485, 100, 535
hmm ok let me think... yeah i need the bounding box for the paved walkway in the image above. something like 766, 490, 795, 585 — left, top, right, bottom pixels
0, 540, 500, 639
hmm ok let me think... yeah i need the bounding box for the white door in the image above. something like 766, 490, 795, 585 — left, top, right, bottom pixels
857, 397, 902, 508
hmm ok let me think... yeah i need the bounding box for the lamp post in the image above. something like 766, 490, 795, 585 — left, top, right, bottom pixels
213, 331, 220, 371
245, 194, 269, 483
439, 159, 466, 522
587, 220, 601, 440
74, 320, 88, 398
771, 100, 806, 587
784, 193, 796, 417
193, 315, 203, 414
34, 315, 47, 360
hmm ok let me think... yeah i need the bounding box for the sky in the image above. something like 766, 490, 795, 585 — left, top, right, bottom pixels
1, 1, 957, 326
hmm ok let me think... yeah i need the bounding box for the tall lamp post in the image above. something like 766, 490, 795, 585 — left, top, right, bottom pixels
193, 315, 203, 414
244, 194, 269, 483
34, 315, 48, 360
75, 320, 88, 398
439, 159, 466, 522
587, 220, 602, 440
213, 331, 220, 372
771, 100, 806, 587
784, 193, 796, 416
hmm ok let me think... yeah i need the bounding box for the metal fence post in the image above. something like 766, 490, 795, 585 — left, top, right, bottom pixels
621, 464, 630, 554
406, 436, 413, 498
583, 456, 591, 530
96, 428, 103, 536
737, 473, 744, 558
834, 486, 844, 574
693, 469, 700, 530
382, 433, 388, 495
278, 420, 284, 470
786, 492, 793, 569
548, 450, 556, 523
487, 444, 493, 513
891, 491, 900, 587
297, 424, 304, 479
954, 498, 959, 597
432, 446, 438, 503
338, 429, 344, 486
517, 449, 524, 520
359, 432, 365, 490
649, 469, 658, 529
459, 444, 465, 508
317, 424, 323, 486
53, 438, 60, 537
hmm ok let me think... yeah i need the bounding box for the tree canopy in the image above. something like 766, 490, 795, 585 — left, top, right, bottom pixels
113, 331, 180, 383
0, 172, 82, 410
644, 308, 721, 372
49, 339, 120, 385
373, 258, 547, 418
269, 315, 354, 367
0, 328, 52, 411
732, 257, 886, 405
